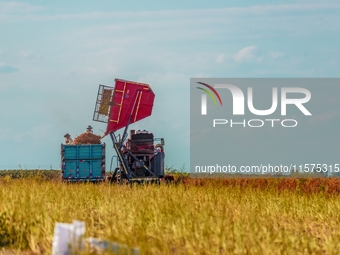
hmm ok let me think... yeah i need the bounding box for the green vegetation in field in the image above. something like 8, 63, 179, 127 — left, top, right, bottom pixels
1, 178, 340, 254
0, 170, 61, 180
0, 167, 187, 181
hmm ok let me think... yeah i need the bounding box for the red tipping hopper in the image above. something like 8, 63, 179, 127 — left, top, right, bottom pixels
93, 79, 155, 137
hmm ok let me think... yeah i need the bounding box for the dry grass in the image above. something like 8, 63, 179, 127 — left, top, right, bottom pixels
72, 133, 102, 145
1, 175, 340, 254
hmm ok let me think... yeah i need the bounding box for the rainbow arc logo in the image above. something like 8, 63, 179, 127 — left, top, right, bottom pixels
196, 82, 223, 115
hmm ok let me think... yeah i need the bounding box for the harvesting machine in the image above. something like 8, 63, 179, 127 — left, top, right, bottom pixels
93, 78, 173, 184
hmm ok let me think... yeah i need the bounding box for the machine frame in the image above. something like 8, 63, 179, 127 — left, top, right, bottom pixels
93, 80, 173, 184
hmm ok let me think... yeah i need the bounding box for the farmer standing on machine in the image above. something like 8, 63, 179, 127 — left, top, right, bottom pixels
64, 133, 73, 144
86, 125, 93, 133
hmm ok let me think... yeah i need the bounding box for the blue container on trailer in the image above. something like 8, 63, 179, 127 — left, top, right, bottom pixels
61, 143, 106, 182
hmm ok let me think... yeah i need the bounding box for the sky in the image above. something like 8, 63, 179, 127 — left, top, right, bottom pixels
0, 0, 339, 170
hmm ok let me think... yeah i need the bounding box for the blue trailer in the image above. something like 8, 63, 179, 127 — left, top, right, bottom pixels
61, 143, 106, 182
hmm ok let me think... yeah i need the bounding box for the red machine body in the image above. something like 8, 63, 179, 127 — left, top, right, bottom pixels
97, 79, 155, 137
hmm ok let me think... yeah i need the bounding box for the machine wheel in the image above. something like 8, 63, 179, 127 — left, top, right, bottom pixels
116, 170, 122, 184
111, 167, 122, 184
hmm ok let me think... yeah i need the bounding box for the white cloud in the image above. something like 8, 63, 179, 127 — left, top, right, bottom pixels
234, 46, 257, 62
225, 3, 340, 14
256, 56, 264, 63
13, 123, 54, 145
1, 3, 340, 21
14, 132, 23, 143
0, 2, 43, 13
256, 51, 285, 63
307, 111, 340, 125
216, 54, 225, 63
19, 50, 39, 59
0, 128, 10, 141
29, 123, 54, 140
1, 3, 340, 23
233, 48, 285, 63
270, 51, 285, 59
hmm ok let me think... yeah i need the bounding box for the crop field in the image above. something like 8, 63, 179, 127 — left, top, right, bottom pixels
1, 171, 340, 254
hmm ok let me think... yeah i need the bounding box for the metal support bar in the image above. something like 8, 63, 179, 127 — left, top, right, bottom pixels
110, 155, 118, 172
110, 132, 133, 180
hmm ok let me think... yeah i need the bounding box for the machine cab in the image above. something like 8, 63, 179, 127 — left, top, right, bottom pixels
124, 129, 165, 177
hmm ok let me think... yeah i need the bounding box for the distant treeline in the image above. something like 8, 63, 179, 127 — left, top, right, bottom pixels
0, 170, 61, 179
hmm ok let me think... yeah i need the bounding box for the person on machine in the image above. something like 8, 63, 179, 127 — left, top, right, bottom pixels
86, 125, 93, 133
64, 133, 73, 144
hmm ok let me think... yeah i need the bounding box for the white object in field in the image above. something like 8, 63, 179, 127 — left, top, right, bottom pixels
52, 220, 85, 255
87, 237, 140, 255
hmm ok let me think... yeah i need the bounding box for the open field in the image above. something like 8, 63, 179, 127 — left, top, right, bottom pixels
1, 171, 340, 254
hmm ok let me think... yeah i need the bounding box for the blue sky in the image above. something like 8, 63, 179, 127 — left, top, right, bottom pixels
0, 1, 339, 170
